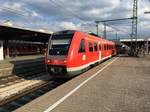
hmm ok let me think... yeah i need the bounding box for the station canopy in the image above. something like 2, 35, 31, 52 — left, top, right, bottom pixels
0, 25, 51, 43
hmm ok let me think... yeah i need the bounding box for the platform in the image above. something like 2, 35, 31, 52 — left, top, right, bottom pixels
0, 55, 44, 67
15, 56, 150, 112
0, 55, 45, 78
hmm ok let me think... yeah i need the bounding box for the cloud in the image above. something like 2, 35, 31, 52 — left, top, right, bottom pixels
0, 0, 150, 39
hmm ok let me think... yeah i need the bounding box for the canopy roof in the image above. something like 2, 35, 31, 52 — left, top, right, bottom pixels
0, 25, 51, 43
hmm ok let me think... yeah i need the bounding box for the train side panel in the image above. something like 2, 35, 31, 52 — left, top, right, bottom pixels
67, 32, 101, 74
67, 32, 90, 74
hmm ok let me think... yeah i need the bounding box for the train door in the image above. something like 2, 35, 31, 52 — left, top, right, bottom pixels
98, 41, 102, 61
101, 43, 104, 59
78, 39, 86, 64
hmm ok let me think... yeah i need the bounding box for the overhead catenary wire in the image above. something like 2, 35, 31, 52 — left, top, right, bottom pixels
107, 23, 131, 34
49, 0, 85, 21
0, 6, 32, 19
103, 23, 131, 37
0, 6, 53, 28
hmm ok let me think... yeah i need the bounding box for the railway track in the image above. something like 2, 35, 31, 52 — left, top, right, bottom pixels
0, 73, 69, 112
0, 73, 50, 104
0, 58, 71, 111
0, 58, 51, 111
0, 72, 48, 88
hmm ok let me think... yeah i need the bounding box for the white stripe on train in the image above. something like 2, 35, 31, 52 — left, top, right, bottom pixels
67, 55, 112, 72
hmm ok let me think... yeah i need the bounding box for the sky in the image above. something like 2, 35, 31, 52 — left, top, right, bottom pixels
0, 0, 150, 39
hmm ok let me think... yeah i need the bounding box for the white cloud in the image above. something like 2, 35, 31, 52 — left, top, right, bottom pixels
0, 0, 150, 39
59, 21, 78, 30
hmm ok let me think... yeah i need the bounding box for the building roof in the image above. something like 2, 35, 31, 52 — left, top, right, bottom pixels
0, 25, 51, 43
120, 38, 150, 42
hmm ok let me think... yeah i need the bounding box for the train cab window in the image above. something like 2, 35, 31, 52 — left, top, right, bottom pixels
78, 39, 85, 53
94, 43, 98, 51
89, 42, 93, 52
49, 33, 74, 55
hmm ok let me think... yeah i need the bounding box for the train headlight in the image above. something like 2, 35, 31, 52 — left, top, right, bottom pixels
47, 59, 51, 63
63, 60, 66, 64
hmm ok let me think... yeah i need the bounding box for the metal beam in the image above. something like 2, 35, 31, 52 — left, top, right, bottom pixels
95, 17, 133, 38
144, 11, 150, 14
95, 17, 133, 23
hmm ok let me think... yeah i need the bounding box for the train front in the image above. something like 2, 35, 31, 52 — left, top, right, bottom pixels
45, 30, 74, 78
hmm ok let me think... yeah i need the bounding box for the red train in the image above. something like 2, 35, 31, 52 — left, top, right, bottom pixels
45, 30, 116, 78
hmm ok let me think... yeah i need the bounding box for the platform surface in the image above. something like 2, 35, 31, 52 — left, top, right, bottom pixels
15, 56, 150, 112
0, 55, 44, 68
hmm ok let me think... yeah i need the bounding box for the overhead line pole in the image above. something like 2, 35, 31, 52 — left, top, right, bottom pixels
95, 21, 99, 36
144, 11, 150, 55
104, 22, 106, 38
130, 0, 138, 56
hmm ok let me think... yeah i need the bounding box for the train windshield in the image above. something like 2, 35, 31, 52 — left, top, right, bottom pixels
49, 34, 74, 55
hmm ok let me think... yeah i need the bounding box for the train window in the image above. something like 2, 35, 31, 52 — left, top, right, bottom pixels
49, 34, 74, 55
89, 42, 93, 52
104, 44, 106, 50
99, 44, 101, 50
78, 39, 85, 53
94, 43, 98, 51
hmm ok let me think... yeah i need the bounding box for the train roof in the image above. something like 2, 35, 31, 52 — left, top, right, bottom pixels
53, 30, 76, 35
52, 30, 115, 44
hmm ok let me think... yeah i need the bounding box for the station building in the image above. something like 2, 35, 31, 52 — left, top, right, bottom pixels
0, 25, 51, 60
120, 38, 150, 54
